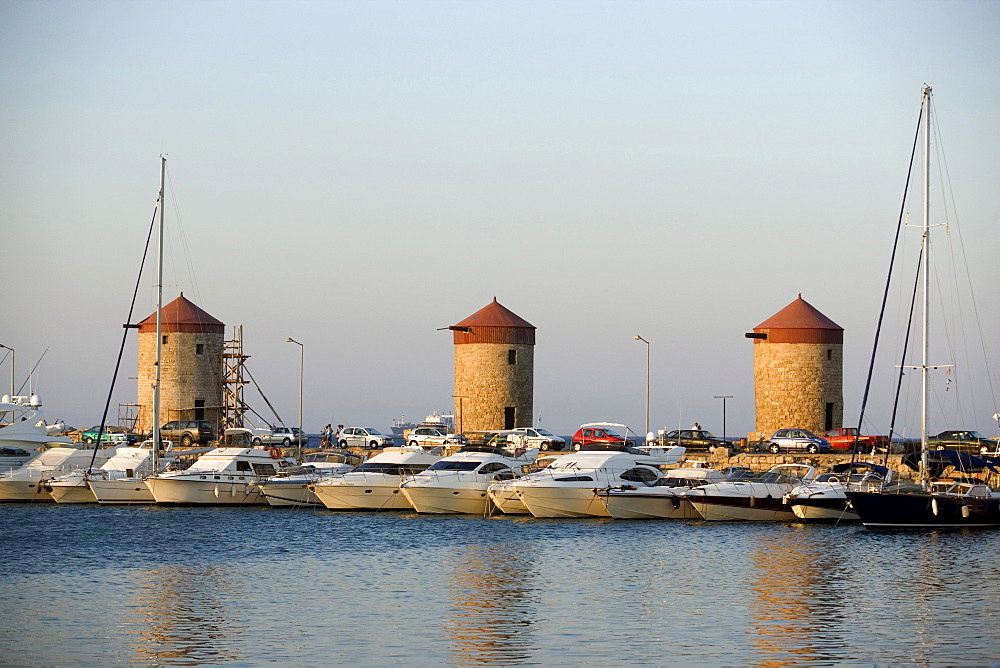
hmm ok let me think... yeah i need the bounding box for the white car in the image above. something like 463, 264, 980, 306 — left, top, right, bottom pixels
338, 427, 394, 449
407, 426, 467, 448
512, 427, 565, 451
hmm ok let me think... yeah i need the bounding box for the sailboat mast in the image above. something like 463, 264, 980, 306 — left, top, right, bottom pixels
153, 156, 165, 469
920, 85, 931, 490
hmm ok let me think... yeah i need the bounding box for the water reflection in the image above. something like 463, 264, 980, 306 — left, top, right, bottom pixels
748, 526, 829, 666
444, 540, 539, 664
129, 564, 249, 665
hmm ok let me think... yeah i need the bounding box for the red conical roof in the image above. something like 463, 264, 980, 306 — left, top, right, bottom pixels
755, 294, 841, 330
139, 292, 224, 333
454, 297, 535, 329
452, 298, 535, 345
753, 294, 841, 344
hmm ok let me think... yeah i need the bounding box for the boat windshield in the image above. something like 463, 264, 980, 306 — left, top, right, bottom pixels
427, 460, 480, 472
654, 477, 708, 488
354, 462, 430, 475
756, 471, 808, 484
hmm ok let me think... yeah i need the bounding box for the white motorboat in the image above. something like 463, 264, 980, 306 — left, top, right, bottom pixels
46, 443, 166, 504
596, 463, 728, 520
683, 463, 817, 521
0, 445, 117, 502
86, 440, 177, 505
145, 447, 294, 505
511, 445, 686, 518
486, 453, 567, 514
309, 446, 441, 510
256, 451, 364, 507
784, 462, 891, 523
400, 445, 537, 514
0, 395, 73, 472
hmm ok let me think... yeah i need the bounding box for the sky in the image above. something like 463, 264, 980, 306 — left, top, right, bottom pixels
2, 0, 998, 440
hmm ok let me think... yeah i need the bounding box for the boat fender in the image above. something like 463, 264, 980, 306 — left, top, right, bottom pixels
671, 496, 681, 510
961, 504, 970, 518
749, 495, 756, 508
931, 498, 938, 516
269, 446, 280, 459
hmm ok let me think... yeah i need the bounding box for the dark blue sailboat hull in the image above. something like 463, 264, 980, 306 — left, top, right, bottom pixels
846, 490, 1000, 528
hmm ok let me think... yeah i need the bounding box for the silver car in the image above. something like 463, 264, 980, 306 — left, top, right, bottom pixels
258, 427, 309, 448
767, 429, 830, 454
338, 427, 394, 449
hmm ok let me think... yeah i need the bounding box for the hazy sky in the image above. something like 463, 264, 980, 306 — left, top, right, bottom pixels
2, 0, 998, 439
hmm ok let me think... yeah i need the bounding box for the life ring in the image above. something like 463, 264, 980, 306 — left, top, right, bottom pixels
268, 446, 281, 459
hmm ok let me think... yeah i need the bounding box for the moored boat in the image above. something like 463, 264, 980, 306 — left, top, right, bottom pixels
400, 445, 537, 514
784, 461, 890, 523
511, 444, 686, 518
683, 463, 817, 521
256, 451, 364, 507
597, 463, 727, 520
309, 446, 440, 510
145, 447, 293, 505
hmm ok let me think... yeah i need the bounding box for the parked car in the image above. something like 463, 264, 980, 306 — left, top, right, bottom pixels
338, 427, 394, 449
511, 427, 566, 451
824, 427, 891, 453
663, 429, 730, 452
927, 430, 999, 454
407, 426, 467, 448
571, 423, 640, 451
160, 420, 216, 447
256, 426, 309, 448
79, 425, 130, 445
766, 429, 830, 454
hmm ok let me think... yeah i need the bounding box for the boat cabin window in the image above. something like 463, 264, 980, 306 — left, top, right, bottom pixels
236, 460, 252, 472
478, 463, 510, 475
553, 475, 593, 482
427, 461, 480, 472
620, 467, 659, 483
251, 462, 276, 476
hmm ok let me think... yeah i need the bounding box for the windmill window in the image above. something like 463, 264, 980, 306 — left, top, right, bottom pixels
827, 349, 832, 360
508, 349, 517, 364
162, 335, 168, 345
196, 344, 205, 356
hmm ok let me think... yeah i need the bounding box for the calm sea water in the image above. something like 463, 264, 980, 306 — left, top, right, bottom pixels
2, 505, 999, 666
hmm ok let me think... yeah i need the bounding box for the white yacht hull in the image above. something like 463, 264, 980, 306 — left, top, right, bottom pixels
487, 482, 530, 514
0, 478, 53, 502
599, 490, 699, 519
89, 478, 155, 504
788, 500, 859, 523
257, 481, 323, 507
517, 486, 611, 518
400, 485, 491, 514
146, 476, 267, 505
686, 496, 797, 522
311, 479, 411, 510
48, 482, 97, 504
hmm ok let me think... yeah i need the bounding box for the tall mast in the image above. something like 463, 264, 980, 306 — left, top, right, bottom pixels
153, 156, 165, 470
919, 85, 931, 490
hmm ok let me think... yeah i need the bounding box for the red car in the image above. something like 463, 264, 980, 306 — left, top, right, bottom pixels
571, 423, 640, 451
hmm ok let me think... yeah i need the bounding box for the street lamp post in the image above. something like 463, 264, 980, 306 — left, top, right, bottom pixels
713, 395, 733, 442
286, 338, 304, 459
0, 344, 13, 398
634, 335, 650, 437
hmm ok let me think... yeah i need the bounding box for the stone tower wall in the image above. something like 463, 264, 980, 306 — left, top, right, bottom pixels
454, 343, 534, 433
138, 330, 224, 434
754, 342, 843, 436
